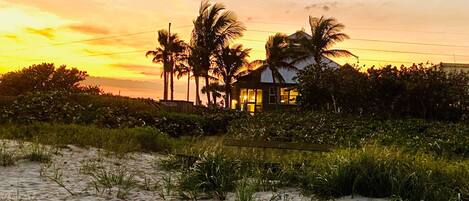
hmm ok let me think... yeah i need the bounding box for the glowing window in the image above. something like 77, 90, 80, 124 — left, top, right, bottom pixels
280, 88, 298, 105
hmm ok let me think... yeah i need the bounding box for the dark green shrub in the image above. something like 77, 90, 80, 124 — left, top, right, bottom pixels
154, 112, 205, 137
194, 107, 249, 135
228, 112, 469, 157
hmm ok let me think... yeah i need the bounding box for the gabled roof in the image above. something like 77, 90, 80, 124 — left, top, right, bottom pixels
237, 31, 341, 85
439, 62, 469, 69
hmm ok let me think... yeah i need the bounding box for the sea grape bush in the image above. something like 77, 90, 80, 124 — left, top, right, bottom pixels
298, 63, 469, 121
227, 112, 469, 157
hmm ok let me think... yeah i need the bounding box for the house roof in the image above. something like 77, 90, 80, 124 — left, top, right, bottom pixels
439, 62, 469, 69
238, 31, 341, 85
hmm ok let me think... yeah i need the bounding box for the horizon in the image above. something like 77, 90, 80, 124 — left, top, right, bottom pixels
2, 0, 469, 101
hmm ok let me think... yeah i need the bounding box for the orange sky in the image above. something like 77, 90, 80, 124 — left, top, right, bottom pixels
1, 0, 469, 101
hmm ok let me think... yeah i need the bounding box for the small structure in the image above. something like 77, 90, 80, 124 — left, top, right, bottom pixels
159, 100, 194, 113
437, 62, 469, 73
230, 32, 341, 113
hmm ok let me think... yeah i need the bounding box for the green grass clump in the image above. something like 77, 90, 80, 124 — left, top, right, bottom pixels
297, 147, 469, 201
235, 178, 257, 201
178, 152, 241, 200
23, 142, 51, 163
80, 161, 137, 199
164, 139, 469, 201
0, 123, 172, 154
0, 145, 15, 166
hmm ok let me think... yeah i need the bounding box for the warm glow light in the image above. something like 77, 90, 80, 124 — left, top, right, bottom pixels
1, 0, 469, 101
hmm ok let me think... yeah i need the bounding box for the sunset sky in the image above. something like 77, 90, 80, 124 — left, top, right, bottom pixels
1, 0, 469, 101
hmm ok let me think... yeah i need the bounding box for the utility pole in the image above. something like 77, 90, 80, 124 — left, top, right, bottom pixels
168, 22, 174, 101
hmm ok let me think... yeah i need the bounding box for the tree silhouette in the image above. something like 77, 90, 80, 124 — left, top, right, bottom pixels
213, 44, 251, 108
296, 16, 356, 69
146, 30, 186, 100
191, 0, 245, 105
251, 33, 298, 107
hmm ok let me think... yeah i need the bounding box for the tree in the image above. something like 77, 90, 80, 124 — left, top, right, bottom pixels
296, 16, 356, 69
252, 33, 298, 106
175, 56, 192, 102
213, 44, 251, 108
0, 63, 99, 96
146, 30, 186, 100
191, 0, 245, 105
188, 46, 205, 105
201, 82, 224, 107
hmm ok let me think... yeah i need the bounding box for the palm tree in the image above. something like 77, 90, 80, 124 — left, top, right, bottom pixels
252, 33, 298, 106
175, 54, 192, 101
188, 46, 204, 105
191, 0, 245, 105
146, 30, 186, 100
213, 44, 251, 108
296, 16, 356, 69
201, 82, 224, 107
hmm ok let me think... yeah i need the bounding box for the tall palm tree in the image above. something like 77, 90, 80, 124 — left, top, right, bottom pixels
213, 44, 251, 108
188, 46, 204, 105
175, 55, 191, 102
251, 33, 298, 107
191, 0, 245, 106
146, 30, 186, 100
296, 16, 356, 69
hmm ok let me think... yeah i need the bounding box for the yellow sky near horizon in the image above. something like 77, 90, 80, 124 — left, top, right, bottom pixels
1, 0, 469, 101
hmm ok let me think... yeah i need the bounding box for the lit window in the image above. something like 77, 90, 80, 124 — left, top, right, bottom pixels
231, 99, 238, 109
240, 89, 248, 103
280, 88, 299, 105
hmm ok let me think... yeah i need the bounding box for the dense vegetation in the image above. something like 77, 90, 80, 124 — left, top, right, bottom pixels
228, 112, 469, 158
0, 90, 246, 137
163, 139, 469, 201
0, 63, 100, 95
298, 63, 469, 121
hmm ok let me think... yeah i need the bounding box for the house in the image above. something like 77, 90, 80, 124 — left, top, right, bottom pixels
230, 32, 341, 113
437, 62, 469, 73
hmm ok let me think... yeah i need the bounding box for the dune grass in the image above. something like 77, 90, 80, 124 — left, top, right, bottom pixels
0, 144, 15, 166
0, 123, 172, 154
163, 137, 469, 201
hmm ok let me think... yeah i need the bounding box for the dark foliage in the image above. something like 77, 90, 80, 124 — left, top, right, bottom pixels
0, 63, 100, 96
194, 106, 249, 134
297, 63, 469, 121
228, 112, 469, 157
0, 91, 247, 137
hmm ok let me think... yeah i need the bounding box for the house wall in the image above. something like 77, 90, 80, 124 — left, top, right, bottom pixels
231, 82, 298, 112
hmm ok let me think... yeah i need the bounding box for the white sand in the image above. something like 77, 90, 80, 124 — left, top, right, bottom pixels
0, 140, 387, 201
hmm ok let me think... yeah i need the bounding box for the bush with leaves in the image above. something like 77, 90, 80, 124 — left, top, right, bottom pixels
194, 106, 249, 135
227, 112, 469, 157
298, 63, 469, 121
0, 63, 100, 96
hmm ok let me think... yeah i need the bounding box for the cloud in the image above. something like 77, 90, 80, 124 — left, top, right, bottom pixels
112, 63, 159, 71
305, 2, 338, 11
3, 34, 18, 40
66, 24, 110, 35
24, 27, 55, 39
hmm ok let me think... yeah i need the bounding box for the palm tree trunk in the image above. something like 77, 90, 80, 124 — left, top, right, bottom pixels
205, 75, 211, 106
224, 85, 230, 109
170, 66, 174, 101
186, 71, 190, 102
163, 71, 168, 100
195, 75, 201, 105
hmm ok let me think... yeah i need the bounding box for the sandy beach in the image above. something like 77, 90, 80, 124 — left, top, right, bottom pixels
0, 140, 387, 201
